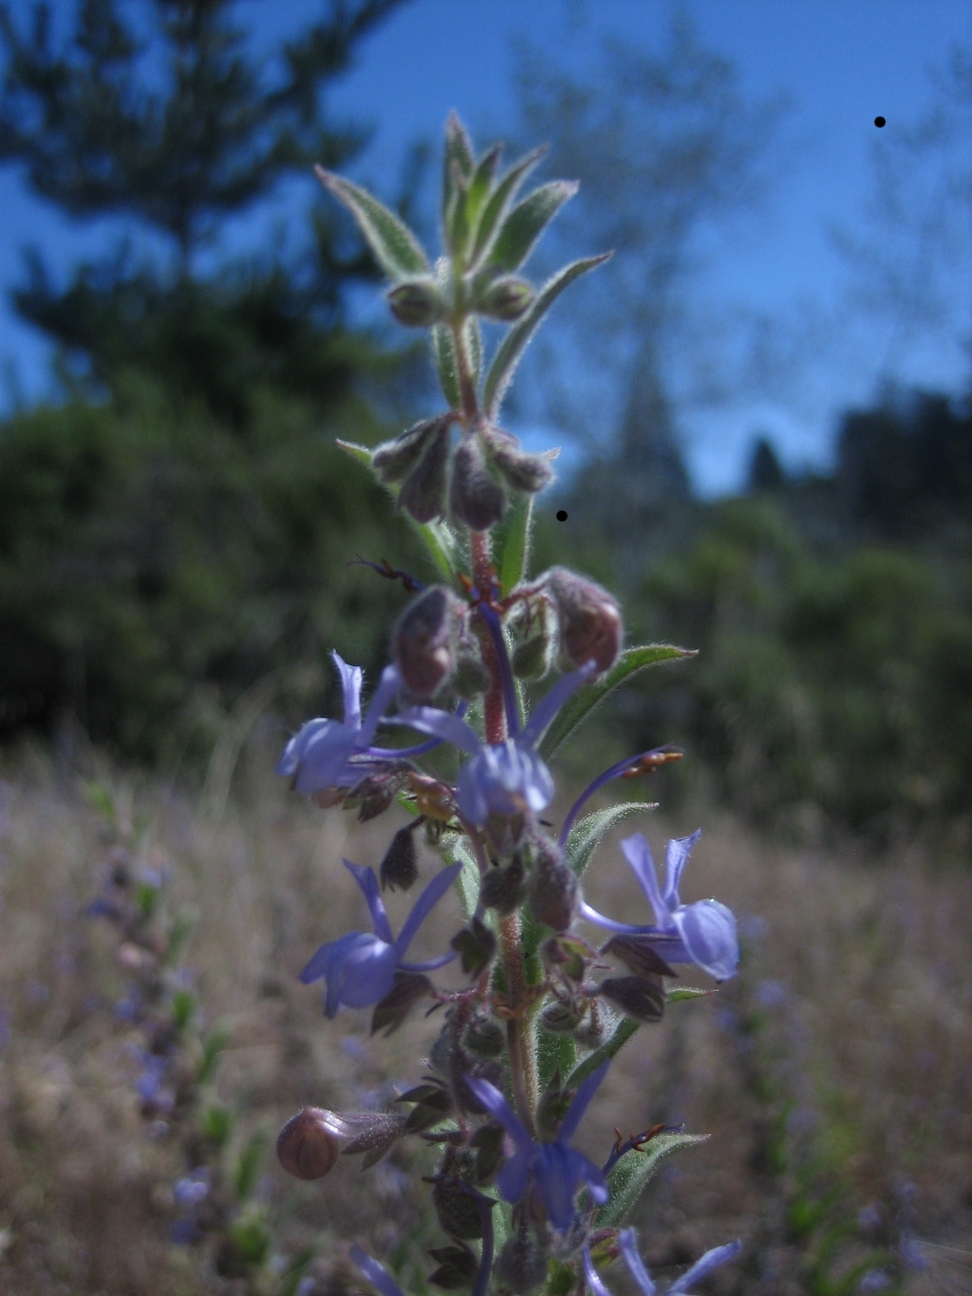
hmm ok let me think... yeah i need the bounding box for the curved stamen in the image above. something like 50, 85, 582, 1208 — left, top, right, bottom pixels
476, 595, 521, 738
559, 745, 675, 848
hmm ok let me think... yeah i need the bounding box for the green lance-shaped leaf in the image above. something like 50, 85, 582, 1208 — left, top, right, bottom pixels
443, 837, 481, 922
566, 1016, 640, 1090
484, 254, 611, 419
471, 145, 547, 266
466, 144, 502, 229
442, 112, 475, 227
537, 1030, 577, 1095
234, 1131, 268, 1203
315, 167, 428, 281
489, 180, 578, 273
335, 439, 459, 581
666, 986, 718, 1004
565, 802, 657, 880
492, 490, 533, 597
538, 644, 696, 762
595, 1132, 710, 1227
465, 316, 483, 387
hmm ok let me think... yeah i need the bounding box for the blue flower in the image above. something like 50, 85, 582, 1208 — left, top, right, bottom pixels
391, 662, 596, 826
579, 832, 738, 982
300, 859, 460, 1017
466, 1061, 610, 1232
278, 653, 401, 795
582, 1231, 741, 1296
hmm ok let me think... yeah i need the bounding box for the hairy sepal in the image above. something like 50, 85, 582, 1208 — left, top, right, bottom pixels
315, 167, 428, 280
484, 254, 611, 419
538, 644, 696, 761
596, 1132, 710, 1227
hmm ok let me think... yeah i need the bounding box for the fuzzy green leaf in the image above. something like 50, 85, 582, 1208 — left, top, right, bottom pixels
444, 837, 481, 921
471, 146, 547, 266
566, 1017, 640, 1090
538, 644, 695, 761
492, 491, 533, 596
442, 113, 475, 230
484, 254, 611, 418
489, 180, 578, 273
666, 986, 718, 1004
465, 316, 482, 387
316, 167, 428, 280
596, 1132, 709, 1226
466, 144, 502, 229
537, 1030, 576, 1095
234, 1132, 267, 1204
336, 440, 458, 581
565, 802, 657, 880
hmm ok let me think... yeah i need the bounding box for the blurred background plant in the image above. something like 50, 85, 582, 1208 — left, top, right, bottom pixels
1, 1, 971, 1292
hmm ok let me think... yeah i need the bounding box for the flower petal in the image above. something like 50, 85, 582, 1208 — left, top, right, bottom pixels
668, 1240, 742, 1293
293, 722, 357, 793
663, 831, 701, 908
618, 1231, 657, 1296
332, 651, 363, 732
394, 862, 461, 954
671, 900, 738, 981
389, 706, 483, 755
344, 860, 394, 944
558, 1059, 610, 1143
521, 661, 597, 747
350, 1246, 407, 1296
464, 1077, 533, 1151
582, 1245, 616, 1296
495, 1146, 531, 1203
620, 833, 671, 927
356, 665, 403, 747
332, 934, 398, 1010
577, 898, 653, 935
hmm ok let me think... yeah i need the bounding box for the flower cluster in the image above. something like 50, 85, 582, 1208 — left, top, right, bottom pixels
274, 115, 741, 1296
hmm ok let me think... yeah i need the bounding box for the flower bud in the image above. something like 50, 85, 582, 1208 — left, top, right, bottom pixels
428, 1244, 479, 1289
394, 585, 466, 698
482, 426, 554, 495
511, 633, 552, 680
451, 917, 497, 976
477, 274, 535, 321
372, 418, 442, 484
398, 420, 450, 523
452, 650, 492, 698
462, 1015, 506, 1058
479, 855, 526, 916
598, 974, 665, 1024
276, 1108, 340, 1180
601, 934, 676, 979
542, 567, 623, 675
529, 855, 577, 933
540, 1000, 584, 1033
387, 277, 448, 327
449, 435, 507, 531
494, 1224, 548, 1294
433, 1175, 485, 1239
379, 826, 419, 892
371, 970, 433, 1037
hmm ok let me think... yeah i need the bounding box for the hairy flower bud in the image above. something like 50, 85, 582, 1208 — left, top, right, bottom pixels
598, 974, 665, 1024
542, 567, 623, 675
511, 633, 553, 680
398, 419, 450, 523
452, 650, 493, 698
433, 1175, 485, 1239
379, 826, 419, 892
479, 855, 526, 916
540, 1000, 584, 1033
394, 585, 466, 697
372, 418, 442, 484
529, 854, 577, 933
476, 274, 535, 321
276, 1108, 340, 1180
494, 1224, 548, 1294
463, 1015, 506, 1058
387, 277, 448, 327
482, 425, 554, 495
449, 435, 507, 531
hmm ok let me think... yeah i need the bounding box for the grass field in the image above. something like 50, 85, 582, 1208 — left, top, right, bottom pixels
1, 739, 970, 1295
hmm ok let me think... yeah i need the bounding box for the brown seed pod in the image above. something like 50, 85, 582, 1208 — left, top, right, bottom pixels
276, 1107, 340, 1180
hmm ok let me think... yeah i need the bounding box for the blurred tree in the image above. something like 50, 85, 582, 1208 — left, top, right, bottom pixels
0, 0, 412, 415
0, 0, 430, 760
747, 435, 785, 493
512, 14, 786, 550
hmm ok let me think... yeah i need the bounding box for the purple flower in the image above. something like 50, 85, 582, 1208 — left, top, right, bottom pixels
391, 662, 596, 826
583, 1231, 741, 1296
579, 832, 738, 982
466, 1061, 610, 1232
277, 653, 401, 794
300, 859, 460, 1017
350, 1249, 406, 1296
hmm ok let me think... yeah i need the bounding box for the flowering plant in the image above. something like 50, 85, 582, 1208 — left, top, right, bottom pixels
275, 115, 741, 1296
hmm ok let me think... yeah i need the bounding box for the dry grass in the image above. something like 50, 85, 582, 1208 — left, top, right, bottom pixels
0, 741, 970, 1295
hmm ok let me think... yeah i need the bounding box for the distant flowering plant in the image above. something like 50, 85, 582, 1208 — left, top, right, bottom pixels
273, 114, 741, 1296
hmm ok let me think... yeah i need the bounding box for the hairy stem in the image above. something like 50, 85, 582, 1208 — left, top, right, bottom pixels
471, 529, 538, 1134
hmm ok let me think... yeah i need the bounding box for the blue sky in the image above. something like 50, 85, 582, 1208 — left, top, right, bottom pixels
1, 0, 970, 493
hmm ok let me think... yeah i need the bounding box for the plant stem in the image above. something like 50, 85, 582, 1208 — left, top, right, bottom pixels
470, 529, 538, 1135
